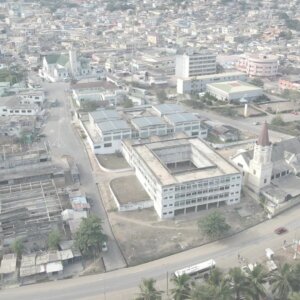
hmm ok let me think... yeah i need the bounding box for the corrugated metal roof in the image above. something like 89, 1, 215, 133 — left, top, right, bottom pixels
153, 104, 185, 115
131, 116, 165, 129
89, 110, 121, 123
165, 112, 199, 124
96, 120, 130, 133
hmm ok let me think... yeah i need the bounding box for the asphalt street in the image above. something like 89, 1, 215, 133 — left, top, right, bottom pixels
2, 202, 300, 300
41, 82, 126, 271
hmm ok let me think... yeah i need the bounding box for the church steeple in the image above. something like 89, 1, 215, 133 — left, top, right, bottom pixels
257, 121, 270, 147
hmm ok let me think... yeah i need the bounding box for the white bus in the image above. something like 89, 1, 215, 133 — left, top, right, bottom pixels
174, 259, 216, 278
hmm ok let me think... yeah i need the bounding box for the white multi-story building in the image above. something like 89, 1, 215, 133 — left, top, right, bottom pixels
164, 112, 207, 139
122, 137, 242, 219
177, 72, 247, 94
175, 49, 216, 79
236, 54, 278, 77
84, 110, 131, 154
0, 96, 40, 117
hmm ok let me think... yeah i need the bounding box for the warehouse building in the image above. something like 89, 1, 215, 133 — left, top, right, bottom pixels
206, 80, 263, 102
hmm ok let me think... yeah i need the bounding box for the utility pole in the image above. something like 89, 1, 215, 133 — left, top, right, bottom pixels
166, 270, 169, 296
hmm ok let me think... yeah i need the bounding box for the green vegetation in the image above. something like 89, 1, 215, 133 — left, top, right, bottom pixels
123, 97, 134, 108
215, 106, 238, 117
282, 89, 300, 102
170, 274, 191, 300
250, 78, 264, 88
11, 239, 24, 259
48, 230, 61, 250
270, 120, 300, 136
0, 67, 25, 85
136, 278, 162, 300
198, 211, 230, 239
156, 90, 167, 104
271, 115, 285, 126
75, 216, 106, 257
137, 262, 300, 300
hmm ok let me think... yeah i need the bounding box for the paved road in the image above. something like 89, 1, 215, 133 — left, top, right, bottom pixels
2, 204, 300, 300
186, 106, 293, 142
41, 82, 126, 271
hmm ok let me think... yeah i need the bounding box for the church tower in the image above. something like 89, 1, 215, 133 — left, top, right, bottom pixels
248, 122, 273, 193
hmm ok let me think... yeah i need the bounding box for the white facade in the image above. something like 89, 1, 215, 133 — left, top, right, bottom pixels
122, 137, 242, 219
236, 54, 278, 77
175, 50, 216, 79
206, 81, 263, 102
177, 72, 247, 94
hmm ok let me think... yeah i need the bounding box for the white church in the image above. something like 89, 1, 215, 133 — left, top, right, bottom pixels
231, 122, 300, 215
39, 50, 92, 82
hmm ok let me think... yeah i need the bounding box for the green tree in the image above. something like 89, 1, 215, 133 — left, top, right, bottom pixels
136, 278, 162, 300
250, 78, 264, 88
198, 211, 230, 239
123, 97, 134, 108
270, 263, 294, 300
189, 283, 216, 300
208, 267, 224, 286
11, 239, 24, 259
228, 267, 253, 300
156, 90, 167, 104
48, 230, 61, 250
75, 216, 106, 256
245, 264, 269, 300
170, 274, 191, 300
271, 115, 285, 126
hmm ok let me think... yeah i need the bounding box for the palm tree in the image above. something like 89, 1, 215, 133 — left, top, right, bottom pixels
228, 267, 253, 300
189, 283, 216, 300
289, 292, 300, 300
245, 264, 269, 300
208, 267, 223, 286
288, 293, 300, 300
136, 278, 163, 300
207, 268, 233, 300
214, 279, 234, 300
270, 263, 294, 300
170, 274, 191, 300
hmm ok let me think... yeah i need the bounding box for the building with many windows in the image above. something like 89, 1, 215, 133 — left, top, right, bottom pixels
177, 72, 246, 94
81, 104, 207, 154
175, 49, 216, 79
236, 54, 278, 77
122, 137, 242, 219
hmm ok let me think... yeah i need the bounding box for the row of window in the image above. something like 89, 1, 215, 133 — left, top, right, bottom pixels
174, 185, 231, 199
174, 193, 230, 207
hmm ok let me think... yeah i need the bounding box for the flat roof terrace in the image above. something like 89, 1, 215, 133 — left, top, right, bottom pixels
133, 137, 240, 186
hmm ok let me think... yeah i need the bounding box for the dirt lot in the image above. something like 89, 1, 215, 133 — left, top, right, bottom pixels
110, 175, 150, 204
96, 153, 130, 170
109, 194, 265, 266
235, 106, 265, 117
259, 101, 300, 114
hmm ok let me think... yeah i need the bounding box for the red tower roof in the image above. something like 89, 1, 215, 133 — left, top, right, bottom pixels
257, 121, 270, 146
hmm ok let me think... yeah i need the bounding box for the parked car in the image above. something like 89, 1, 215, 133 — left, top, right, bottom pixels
102, 241, 108, 252
274, 227, 288, 235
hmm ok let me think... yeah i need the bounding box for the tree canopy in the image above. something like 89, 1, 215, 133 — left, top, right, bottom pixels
75, 215, 106, 256
198, 211, 230, 239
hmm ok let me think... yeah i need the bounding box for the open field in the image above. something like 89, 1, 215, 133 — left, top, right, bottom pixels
109, 194, 265, 266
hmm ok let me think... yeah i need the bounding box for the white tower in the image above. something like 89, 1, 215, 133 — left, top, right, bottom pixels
248, 122, 273, 193
69, 49, 79, 77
